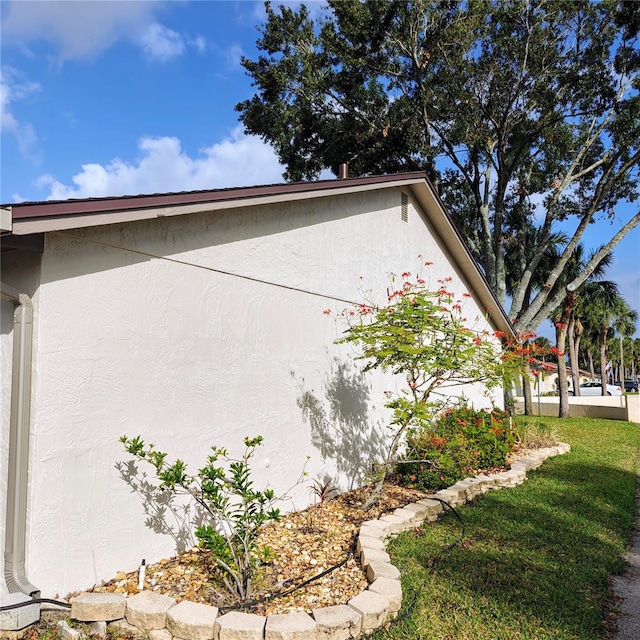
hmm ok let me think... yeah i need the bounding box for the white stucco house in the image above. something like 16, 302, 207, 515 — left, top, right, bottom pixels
1, 172, 514, 599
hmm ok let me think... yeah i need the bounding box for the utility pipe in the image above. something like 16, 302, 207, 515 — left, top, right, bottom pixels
1, 281, 39, 597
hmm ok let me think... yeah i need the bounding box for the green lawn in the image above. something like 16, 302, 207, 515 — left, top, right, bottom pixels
372, 417, 640, 640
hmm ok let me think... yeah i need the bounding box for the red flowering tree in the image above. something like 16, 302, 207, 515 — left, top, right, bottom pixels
333, 270, 532, 509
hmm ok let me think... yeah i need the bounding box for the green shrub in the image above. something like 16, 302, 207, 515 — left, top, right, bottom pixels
398, 404, 516, 490
331, 271, 531, 509
120, 435, 306, 602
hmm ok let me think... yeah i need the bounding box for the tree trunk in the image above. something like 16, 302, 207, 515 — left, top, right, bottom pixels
523, 374, 534, 415
588, 349, 595, 380
568, 316, 581, 396
556, 293, 576, 417
599, 325, 609, 396
556, 325, 570, 418
574, 334, 583, 394
503, 385, 515, 416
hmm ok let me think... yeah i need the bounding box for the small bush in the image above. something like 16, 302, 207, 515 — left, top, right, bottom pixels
120, 435, 306, 602
398, 405, 517, 490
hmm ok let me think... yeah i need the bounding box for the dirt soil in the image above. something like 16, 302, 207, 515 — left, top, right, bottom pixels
86, 478, 433, 616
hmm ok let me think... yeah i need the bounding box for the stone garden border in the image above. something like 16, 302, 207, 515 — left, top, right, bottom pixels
60, 444, 570, 640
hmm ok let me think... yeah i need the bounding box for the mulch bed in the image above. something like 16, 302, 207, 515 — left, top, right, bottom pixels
85, 453, 529, 616
87, 478, 430, 615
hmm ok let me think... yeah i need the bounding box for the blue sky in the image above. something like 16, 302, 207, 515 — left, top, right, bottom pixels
1, 0, 638, 337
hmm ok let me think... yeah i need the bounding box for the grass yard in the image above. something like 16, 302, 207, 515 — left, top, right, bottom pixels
372, 416, 640, 640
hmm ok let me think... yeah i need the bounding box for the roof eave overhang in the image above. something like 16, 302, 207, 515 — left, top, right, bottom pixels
7, 175, 423, 235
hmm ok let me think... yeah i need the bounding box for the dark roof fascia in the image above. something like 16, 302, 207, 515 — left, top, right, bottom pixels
6, 173, 428, 221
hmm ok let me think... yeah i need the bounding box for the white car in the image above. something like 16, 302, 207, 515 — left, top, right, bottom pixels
569, 381, 622, 396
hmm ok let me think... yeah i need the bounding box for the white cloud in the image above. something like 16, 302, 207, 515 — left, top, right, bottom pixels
0, 66, 40, 157
189, 35, 206, 55
226, 44, 245, 70
2, 1, 205, 62
2, 1, 159, 61
138, 23, 185, 62
36, 127, 288, 200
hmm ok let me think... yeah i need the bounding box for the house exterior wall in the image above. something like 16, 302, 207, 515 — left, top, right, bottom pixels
1, 187, 501, 596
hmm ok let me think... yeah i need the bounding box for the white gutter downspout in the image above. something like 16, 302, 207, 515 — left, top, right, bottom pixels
0, 281, 40, 597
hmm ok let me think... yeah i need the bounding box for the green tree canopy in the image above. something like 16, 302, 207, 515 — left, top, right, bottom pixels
237, 0, 640, 334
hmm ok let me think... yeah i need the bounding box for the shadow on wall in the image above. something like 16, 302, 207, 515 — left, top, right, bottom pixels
292, 358, 387, 491
115, 459, 205, 554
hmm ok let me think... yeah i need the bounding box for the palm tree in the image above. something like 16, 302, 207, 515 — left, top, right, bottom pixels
579, 323, 601, 380
614, 335, 637, 383
632, 338, 640, 382
592, 295, 638, 395
610, 303, 638, 390
571, 279, 619, 384
545, 245, 614, 416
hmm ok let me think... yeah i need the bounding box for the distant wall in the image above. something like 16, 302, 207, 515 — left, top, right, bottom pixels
515, 395, 639, 423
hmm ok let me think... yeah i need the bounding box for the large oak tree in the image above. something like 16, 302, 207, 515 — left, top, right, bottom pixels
237, 0, 640, 335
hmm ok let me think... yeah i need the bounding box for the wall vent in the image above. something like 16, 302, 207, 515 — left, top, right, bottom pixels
401, 192, 409, 222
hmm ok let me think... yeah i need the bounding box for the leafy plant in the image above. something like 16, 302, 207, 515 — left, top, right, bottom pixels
398, 404, 517, 490
332, 270, 530, 508
308, 477, 339, 503
120, 435, 305, 602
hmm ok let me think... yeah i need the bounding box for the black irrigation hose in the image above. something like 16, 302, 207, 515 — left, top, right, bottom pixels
218, 536, 360, 614
0, 506, 398, 616
0, 598, 71, 612
219, 500, 464, 616
218, 502, 405, 614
